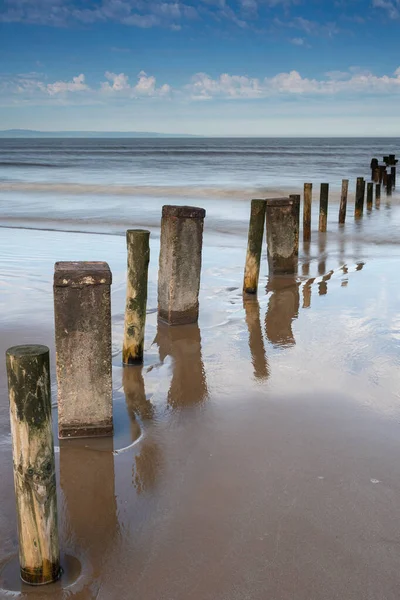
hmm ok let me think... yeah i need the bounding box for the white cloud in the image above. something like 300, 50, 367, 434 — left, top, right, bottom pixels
100, 70, 171, 97
102, 71, 130, 92
46, 74, 89, 95
372, 0, 400, 19
290, 37, 305, 45
187, 67, 400, 99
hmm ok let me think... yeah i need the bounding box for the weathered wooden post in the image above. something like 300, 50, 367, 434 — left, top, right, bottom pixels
265, 196, 299, 275
54, 261, 113, 439
367, 182, 373, 211
6, 345, 61, 585
391, 166, 396, 187
339, 179, 348, 224
370, 158, 379, 181
123, 230, 150, 364
243, 199, 267, 294
319, 183, 329, 232
387, 173, 393, 196
158, 205, 205, 325
354, 177, 365, 218
376, 183, 381, 207
303, 183, 312, 242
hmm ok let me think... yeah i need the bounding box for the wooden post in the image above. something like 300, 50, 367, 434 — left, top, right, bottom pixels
339, 179, 348, 224
123, 230, 150, 364
376, 183, 381, 208
367, 182, 373, 211
319, 183, 329, 232
354, 177, 365, 218
54, 262, 113, 439
387, 173, 393, 196
243, 199, 267, 294
6, 345, 60, 585
391, 166, 396, 187
265, 196, 299, 275
158, 205, 205, 325
303, 183, 312, 242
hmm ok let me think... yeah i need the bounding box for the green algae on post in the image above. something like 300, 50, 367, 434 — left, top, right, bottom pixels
123, 230, 150, 365
319, 183, 329, 232
6, 345, 61, 586
243, 199, 267, 295
339, 179, 349, 225
158, 205, 206, 325
54, 261, 113, 439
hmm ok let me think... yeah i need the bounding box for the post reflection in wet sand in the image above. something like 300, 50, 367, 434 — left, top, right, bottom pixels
318, 270, 334, 296
155, 321, 208, 409
265, 276, 300, 348
243, 295, 270, 380
123, 365, 154, 422
318, 233, 327, 276
60, 438, 119, 592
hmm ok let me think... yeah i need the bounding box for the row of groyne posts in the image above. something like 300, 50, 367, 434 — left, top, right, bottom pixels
4, 153, 397, 586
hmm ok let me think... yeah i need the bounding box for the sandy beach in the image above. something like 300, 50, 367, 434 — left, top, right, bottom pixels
1, 179, 400, 598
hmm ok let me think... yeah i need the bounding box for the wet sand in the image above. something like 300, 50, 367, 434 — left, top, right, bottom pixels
1, 195, 400, 599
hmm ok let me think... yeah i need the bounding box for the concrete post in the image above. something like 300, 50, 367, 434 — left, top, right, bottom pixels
354, 177, 365, 218
6, 345, 61, 585
158, 205, 205, 325
54, 261, 113, 439
243, 199, 267, 294
265, 197, 299, 275
367, 182, 373, 211
303, 183, 312, 242
339, 179, 348, 225
123, 230, 150, 365
319, 184, 329, 232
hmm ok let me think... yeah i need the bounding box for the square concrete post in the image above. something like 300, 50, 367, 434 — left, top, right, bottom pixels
158, 205, 206, 325
265, 197, 299, 275
54, 261, 113, 439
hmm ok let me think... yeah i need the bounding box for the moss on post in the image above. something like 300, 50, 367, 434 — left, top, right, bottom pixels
123, 230, 150, 364
6, 345, 60, 586
339, 179, 348, 225
319, 184, 329, 232
303, 183, 312, 242
243, 199, 267, 294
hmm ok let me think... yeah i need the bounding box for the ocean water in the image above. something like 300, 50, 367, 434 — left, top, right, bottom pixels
0, 137, 398, 236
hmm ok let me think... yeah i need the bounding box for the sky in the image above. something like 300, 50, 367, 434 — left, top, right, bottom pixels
0, 0, 400, 136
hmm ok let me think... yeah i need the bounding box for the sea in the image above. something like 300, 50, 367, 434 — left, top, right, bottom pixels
0, 137, 398, 236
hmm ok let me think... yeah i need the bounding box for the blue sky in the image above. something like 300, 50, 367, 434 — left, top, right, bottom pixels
1, 0, 400, 135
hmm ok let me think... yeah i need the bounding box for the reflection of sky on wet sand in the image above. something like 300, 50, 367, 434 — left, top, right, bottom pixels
2, 199, 400, 598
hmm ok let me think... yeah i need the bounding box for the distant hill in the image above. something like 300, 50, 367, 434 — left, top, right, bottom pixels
0, 129, 199, 138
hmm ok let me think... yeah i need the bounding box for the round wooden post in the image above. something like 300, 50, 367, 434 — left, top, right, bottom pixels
265, 196, 299, 275
387, 173, 393, 196
243, 199, 267, 294
375, 183, 381, 208
354, 177, 365, 218
367, 182, 373, 211
319, 183, 329, 232
339, 179, 348, 224
303, 183, 312, 242
390, 166, 396, 187
6, 345, 60, 586
123, 229, 150, 364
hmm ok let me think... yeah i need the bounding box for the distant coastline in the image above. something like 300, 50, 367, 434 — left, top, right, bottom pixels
0, 129, 200, 138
